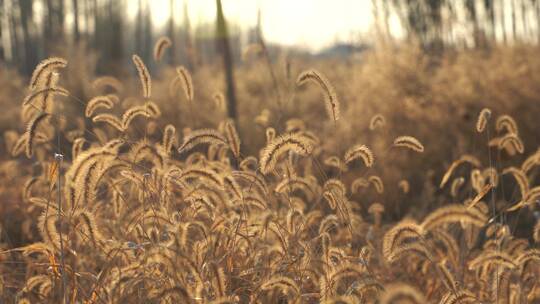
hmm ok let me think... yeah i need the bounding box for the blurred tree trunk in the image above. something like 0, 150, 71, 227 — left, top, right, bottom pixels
167, 0, 177, 65
1, 0, 14, 62
392, 1, 410, 40
72, 0, 80, 42
215, 0, 237, 121
256, 9, 282, 108
49, 0, 65, 43
84, 0, 91, 41
83, 0, 88, 38
183, 0, 196, 71
511, 0, 517, 40
465, 0, 488, 48
372, 0, 394, 43
143, 0, 152, 63
484, 0, 496, 42
445, 1, 458, 45
19, 0, 37, 74
521, 0, 529, 39
57, 0, 64, 34
108, 0, 123, 72
92, 0, 98, 47
44, 0, 53, 48
381, 0, 392, 41
371, 0, 384, 40
426, 0, 444, 52
10, 1, 20, 65
135, 0, 142, 56
465, 0, 479, 47
536, 1, 540, 42
500, 0, 507, 44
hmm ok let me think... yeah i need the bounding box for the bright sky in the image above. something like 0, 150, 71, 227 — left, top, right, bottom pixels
129, 0, 376, 51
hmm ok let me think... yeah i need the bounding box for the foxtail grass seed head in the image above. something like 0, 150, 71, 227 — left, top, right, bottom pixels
476, 108, 491, 133
153, 36, 172, 62
296, 69, 340, 123
132, 54, 151, 98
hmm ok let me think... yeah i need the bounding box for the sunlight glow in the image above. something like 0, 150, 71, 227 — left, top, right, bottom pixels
130, 0, 375, 51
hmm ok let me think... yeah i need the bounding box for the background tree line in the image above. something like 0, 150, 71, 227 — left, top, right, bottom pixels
0, 0, 256, 76
1, 0, 540, 76
373, 0, 540, 50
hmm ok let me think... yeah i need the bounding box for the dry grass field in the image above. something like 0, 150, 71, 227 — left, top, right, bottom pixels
1, 41, 540, 303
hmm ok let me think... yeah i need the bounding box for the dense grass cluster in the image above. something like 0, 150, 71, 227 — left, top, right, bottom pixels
1, 42, 540, 303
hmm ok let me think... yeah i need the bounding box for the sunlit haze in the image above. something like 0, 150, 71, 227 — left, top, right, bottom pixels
128, 0, 377, 51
